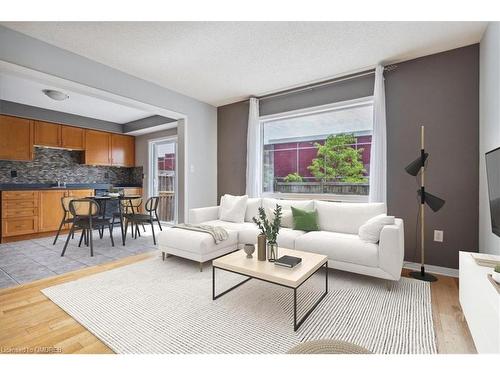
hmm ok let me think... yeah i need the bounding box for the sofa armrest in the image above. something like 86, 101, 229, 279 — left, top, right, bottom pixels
188, 206, 219, 224
378, 218, 405, 280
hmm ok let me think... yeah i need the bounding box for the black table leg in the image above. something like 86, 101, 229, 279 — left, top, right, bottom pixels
212, 266, 252, 300
293, 261, 329, 331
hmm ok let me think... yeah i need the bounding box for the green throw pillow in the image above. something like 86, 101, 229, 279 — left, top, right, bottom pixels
291, 207, 319, 231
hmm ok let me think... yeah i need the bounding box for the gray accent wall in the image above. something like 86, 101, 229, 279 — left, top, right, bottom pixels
217, 44, 480, 269
0, 100, 123, 133
479, 22, 500, 256
385, 44, 479, 269
217, 101, 249, 202
260, 73, 375, 116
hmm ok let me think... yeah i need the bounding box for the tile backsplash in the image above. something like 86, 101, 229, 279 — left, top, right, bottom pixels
0, 147, 143, 186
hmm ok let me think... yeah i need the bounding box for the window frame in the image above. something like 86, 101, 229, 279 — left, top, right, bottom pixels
259, 96, 374, 202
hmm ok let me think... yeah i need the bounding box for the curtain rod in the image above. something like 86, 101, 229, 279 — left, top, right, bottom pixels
251, 64, 397, 102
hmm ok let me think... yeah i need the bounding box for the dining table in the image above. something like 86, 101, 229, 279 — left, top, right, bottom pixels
86, 194, 142, 246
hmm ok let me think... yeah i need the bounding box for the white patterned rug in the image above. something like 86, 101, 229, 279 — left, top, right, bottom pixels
41, 253, 436, 354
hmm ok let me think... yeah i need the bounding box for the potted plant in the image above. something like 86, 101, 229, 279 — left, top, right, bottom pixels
253, 204, 282, 262
493, 265, 500, 283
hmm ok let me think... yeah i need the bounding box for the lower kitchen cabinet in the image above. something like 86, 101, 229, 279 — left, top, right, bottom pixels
2, 217, 39, 237
39, 190, 67, 232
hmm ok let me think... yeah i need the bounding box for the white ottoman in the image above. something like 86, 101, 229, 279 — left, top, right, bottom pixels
157, 227, 239, 271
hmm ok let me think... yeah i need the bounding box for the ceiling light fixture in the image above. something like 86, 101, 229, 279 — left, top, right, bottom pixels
42, 89, 69, 101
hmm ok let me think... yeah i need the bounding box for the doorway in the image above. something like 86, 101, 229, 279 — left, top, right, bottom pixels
149, 137, 178, 225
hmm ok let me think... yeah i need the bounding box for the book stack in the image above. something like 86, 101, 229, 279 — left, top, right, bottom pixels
275, 255, 302, 268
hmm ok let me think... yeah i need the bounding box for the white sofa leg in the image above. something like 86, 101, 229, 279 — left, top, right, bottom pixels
199, 262, 203, 272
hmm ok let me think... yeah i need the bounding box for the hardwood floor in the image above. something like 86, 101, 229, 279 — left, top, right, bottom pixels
0, 251, 155, 354
0, 257, 476, 354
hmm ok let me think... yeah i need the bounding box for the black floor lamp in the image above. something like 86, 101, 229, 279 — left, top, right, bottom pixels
405, 126, 445, 282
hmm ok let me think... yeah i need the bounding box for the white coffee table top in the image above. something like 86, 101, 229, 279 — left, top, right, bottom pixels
213, 247, 327, 288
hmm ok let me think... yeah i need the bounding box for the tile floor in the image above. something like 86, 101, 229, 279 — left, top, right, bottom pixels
0, 226, 160, 289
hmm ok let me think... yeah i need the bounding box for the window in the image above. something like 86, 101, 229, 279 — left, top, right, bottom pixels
261, 98, 373, 199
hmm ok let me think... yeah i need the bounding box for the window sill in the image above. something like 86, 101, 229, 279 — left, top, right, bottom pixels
261, 192, 369, 203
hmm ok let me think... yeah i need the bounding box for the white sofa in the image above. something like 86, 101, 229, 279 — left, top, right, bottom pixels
158, 198, 404, 281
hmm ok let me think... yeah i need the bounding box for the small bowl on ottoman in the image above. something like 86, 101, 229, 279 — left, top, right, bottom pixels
243, 244, 255, 258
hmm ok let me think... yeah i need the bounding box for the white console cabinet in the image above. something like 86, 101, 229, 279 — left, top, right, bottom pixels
459, 251, 500, 353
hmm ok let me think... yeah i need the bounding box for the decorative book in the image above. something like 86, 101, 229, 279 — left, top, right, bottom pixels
275, 255, 302, 268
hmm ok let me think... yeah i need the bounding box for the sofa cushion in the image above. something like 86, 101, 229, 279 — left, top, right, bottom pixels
358, 214, 395, 243
276, 228, 307, 249
219, 194, 248, 223
238, 227, 261, 245
262, 198, 314, 213
266, 207, 293, 228
202, 220, 257, 233
294, 231, 379, 267
158, 227, 238, 256
315, 201, 386, 234
245, 198, 262, 222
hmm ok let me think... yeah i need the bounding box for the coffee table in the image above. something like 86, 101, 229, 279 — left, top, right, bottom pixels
212, 247, 328, 331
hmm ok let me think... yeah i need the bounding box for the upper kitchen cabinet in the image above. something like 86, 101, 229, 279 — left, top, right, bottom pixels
34, 121, 61, 148
84, 129, 111, 166
61, 125, 85, 150
0, 115, 34, 161
35, 121, 86, 150
111, 134, 135, 167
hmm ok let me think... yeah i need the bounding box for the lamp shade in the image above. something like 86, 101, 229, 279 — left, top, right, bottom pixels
405, 153, 429, 176
418, 189, 445, 212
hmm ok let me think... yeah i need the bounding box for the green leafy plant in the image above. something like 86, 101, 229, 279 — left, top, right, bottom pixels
494, 265, 500, 273
307, 133, 367, 183
252, 204, 282, 244
284, 173, 304, 183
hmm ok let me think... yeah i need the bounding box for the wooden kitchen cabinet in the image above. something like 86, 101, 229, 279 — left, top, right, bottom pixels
61, 125, 85, 150
33, 121, 85, 150
111, 134, 135, 167
1, 190, 39, 238
38, 190, 66, 232
34, 121, 61, 148
67, 189, 94, 199
0, 115, 34, 161
84, 130, 111, 166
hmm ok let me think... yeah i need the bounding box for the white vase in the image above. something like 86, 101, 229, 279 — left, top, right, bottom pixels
493, 271, 500, 283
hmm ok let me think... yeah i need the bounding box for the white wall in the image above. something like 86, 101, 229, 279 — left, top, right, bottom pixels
0, 26, 218, 221
479, 22, 500, 255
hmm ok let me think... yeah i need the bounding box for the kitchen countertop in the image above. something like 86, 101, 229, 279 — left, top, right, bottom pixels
0, 183, 143, 191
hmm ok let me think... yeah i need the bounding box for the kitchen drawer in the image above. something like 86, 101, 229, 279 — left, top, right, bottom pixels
2, 199, 38, 210
2, 191, 38, 201
2, 217, 39, 237
2, 207, 38, 219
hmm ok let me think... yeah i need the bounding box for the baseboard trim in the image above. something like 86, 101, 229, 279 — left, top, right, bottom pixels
403, 262, 459, 278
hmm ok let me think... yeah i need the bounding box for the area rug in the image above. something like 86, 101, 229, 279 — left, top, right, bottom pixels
41, 254, 437, 354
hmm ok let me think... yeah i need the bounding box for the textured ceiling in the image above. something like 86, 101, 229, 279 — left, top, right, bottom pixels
1, 22, 488, 106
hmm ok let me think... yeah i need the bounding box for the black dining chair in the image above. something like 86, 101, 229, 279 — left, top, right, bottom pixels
53, 195, 77, 245
61, 199, 114, 257
123, 196, 161, 245
112, 197, 145, 237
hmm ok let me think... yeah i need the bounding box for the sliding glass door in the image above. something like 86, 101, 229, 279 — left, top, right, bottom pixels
150, 138, 177, 224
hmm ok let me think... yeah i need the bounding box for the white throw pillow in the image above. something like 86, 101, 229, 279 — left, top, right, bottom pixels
245, 198, 262, 222
219, 194, 248, 223
267, 208, 293, 228
358, 214, 395, 243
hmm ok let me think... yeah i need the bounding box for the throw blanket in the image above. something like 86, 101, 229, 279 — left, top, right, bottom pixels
173, 224, 229, 244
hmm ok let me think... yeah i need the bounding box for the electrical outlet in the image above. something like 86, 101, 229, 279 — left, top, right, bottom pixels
10, 170, 17, 177
434, 230, 444, 242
